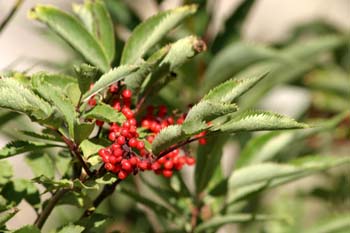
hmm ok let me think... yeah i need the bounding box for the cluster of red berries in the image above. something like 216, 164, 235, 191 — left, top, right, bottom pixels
92, 85, 205, 180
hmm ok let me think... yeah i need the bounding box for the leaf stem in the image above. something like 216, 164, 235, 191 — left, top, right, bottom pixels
34, 188, 69, 229
0, 0, 24, 34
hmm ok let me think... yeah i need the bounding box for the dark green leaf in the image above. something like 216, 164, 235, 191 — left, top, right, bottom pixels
0, 140, 58, 160
25, 153, 55, 179
74, 64, 100, 94
30, 5, 109, 71
57, 224, 85, 233
74, 122, 95, 145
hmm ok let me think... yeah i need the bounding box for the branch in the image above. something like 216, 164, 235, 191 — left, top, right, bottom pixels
81, 179, 122, 218
59, 132, 93, 177
0, 0, 24, 34
34, 188, 69, 229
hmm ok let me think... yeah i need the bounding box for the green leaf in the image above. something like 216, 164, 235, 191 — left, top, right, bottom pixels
0, 140, 58, 160
73, 0, 115, 62
80, 139, 104, 158
0, 78, 52, 120
304, 214, 350, 233
1, 179, 40, 208
0, 161, 12, 185
236, 111, 349, 168
124, 46, 169, 94
33, 175, 98, 191
83, 103, 126, 123
31, 72, 77, 90
76, 213, 109, 232
29, 5, 109, 71
57, 224, 85, 233
194, 214, 281, 233
184, 101, 238, 123
195, 135, 227, 194
20, 130, 61, 142
74, 64, 100, 94
83, 65, 139, 100
205, 42, 277, 90
74, 122, 95, 145
0, 208, 18, 227
25, 153, 55, 179
151, 125, 185, 155
121, 5, 198, 64
32, 76, 77, 138
203, 72, 268, 103
215, 110, 308, 133
228, 155, 350, 204
12, 225, 40, 233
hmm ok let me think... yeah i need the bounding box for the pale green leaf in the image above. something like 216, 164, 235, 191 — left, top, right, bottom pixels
83, 65, 138, 100
29, 5, 109, 71
215, 110, 308, 133
80, 139, 104, 158
121, 5, 197, 64
83, 103, 126, 123
57, 224, 85, 233
304, 214, 350, 233
151, 125, 185, 155
0, 161, 12, 185
195, 214, 282, 233
0, 78, 52, 120
32, 77, 77, 138
228, 155, 350, 203
73, 0, 115, 62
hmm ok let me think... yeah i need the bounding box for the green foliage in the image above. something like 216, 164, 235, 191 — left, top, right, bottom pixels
0, 1, 348, 232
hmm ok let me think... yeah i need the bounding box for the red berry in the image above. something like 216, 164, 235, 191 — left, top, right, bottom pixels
158, 156, 166, 164
108, 132, 116, 141
121, 160, 132, 171
164, 160, 174, 170
109, 84, 118, 93
138, 160, 148, 170
186, 157, 196, 165
111, 143, 120, 151
128, 138, 137, 148
113, 148, 123, 157
122, 89, 132, 99
129, 118, 137, 126
147, 135, 155, 143
98, 149, 107, 157
109, 156, 118, 164
151, 162, 161, 171
136, 141, 145, 150
117, 136, 126, 145
129, 157, 138, 166
88, 97, 97, 106
113, 101, 121, 111
141, 119, 150, 128
121, 128, 130, 137
118, 170, 128, 180
162, 169, 173, 178
105, 163, 114, 171
96, 120, 104, 127
198, 138, 207, 145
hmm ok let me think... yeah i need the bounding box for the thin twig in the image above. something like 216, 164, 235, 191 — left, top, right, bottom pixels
0, 0, 24, 34
34, 188, 69, 229
81, 179, 122, 218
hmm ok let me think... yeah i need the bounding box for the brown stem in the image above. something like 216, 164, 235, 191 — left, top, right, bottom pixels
190, 206, 199, 233
81, 179, 122, 218
59, 132, 93, 177
34, 188, 69, 229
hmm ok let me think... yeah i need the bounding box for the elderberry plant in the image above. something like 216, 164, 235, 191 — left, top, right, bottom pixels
0, 1, 349, 233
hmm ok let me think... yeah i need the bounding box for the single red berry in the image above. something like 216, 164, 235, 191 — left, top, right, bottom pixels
122, 89, 132, 99
128, 138, 138, 148
113, 148, 123, 157
198, 138, 207, 145
141, 119, 150, 128
98, 148, 107, 157
96, 120, 104, 127
123, 121, 131, 129
108, 132, 116, 141
186, 157, 196, 165
109, 156, 118, 164
88, 97, 97, 106
121, 128, 130, 137
164, 160, 174, 170
109, 84, 118, 93
105, 163, 114, 171
151, 162, 161, 171
111, 143, 120, 151
136, 141, 145, 150
138, 160, 148, 170
121, 160, 132, 171
128, 118, 137, 126
158, 156, 166, 164
118, 170, 128, 180
129, 156, 138, 166
117, 136, 126, 145
113, 101, 121, 111
162, 169, 173, 178
147, 135, 155, 143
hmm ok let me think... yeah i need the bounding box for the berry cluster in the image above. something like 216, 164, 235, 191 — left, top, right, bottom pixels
94, 86, 204, 180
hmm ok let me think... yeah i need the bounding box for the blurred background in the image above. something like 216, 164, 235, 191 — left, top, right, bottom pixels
1, 0, 349, 232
